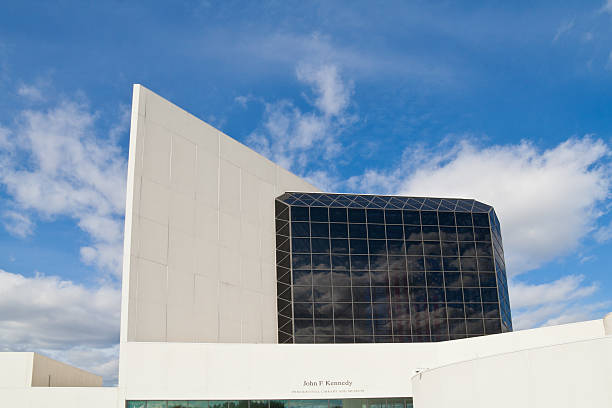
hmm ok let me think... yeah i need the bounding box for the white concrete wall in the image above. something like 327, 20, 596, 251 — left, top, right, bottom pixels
119, 84, 318, 346
0, 353, 34, 388
412, 336, 612, 408
0, 387, 118, 408
118, 318, 607, 401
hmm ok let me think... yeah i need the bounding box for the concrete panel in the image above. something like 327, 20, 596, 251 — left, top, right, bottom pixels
142, 120, 171, 187
218, 158, 241, 217
170, 134, 197, 196
136, 257, 167, 303
137, 217, 168, 265
169, 191, 196, 236
139, 178, 170, 225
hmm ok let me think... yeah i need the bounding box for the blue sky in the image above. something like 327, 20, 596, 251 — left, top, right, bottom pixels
1, 0, 612, 384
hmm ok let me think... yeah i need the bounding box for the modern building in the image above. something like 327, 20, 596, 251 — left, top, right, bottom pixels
274, 192, 511, 344
0, 85, 611, 408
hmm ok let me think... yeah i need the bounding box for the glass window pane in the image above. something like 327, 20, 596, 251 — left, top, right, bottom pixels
331, 239, 349, 254
313, 270, 332, 286
472, 213, 490, 227
310, 207, 329, 222
348, 208, 366, 223
291, 222, 310, 237
404, 226, 422, 241
311, 223, 330, 238
421, 226, 439, 241
333, 287, 352, 302
314, 303, 333, 318
408, 271, 425, 286
189, 402, 209, 408
407, 256, 425, 272
148, 402, 168, 408
385, 210, 403, 224
294, 319, 314, 335
455, 212, 472, 226
330, 207, 348, 222
292, 238, 311, 253
312, 254, 331, 269
127, 403, 146, 408
438, 212, 455, 226
386, 225, 404, 239
367, 209, 385, 223
294, 286, 313, 302
367, 224, 385, 239
228, 402, 248, 408
420, 211, 438, 225
291, 206, 309, 221
406, 241, 423, 255
349, 224, 367, 238
330, 223, 348, 238
441, 242, 458, 257
403, 210, 420, 224
312, 238, 330, 254
350, 255, 369, 269
387, 240, 405, 254
294, 303, 314, 318
314, 286, 332, 302
351, 270, 370, 286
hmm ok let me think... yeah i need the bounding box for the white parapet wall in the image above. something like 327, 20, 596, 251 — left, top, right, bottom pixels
0, 387, 119, 408
118, 318, 608, 402
411, 335, 612, 407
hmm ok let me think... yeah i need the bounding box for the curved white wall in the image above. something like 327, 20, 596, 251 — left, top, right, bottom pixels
411, 336, 612, 408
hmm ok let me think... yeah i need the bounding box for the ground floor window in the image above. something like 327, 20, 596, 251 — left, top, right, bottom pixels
127, 398, 413, 408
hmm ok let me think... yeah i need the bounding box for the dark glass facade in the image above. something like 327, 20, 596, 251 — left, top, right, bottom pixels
275, 193, 512, 344
127, 398, 413, 408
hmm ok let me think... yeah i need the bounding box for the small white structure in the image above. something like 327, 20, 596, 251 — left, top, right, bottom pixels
1, 85, 611, 407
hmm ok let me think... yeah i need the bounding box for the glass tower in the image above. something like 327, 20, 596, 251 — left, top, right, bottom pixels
274, 192, 511, 344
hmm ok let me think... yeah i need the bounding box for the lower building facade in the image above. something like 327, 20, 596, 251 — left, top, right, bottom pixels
2, 317, 612, 407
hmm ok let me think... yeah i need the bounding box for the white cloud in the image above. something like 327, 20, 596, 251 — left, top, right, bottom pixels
17, 83, 44, 102
297, 64, 353, 117
0, 96, 128, 276
247, 63, 356, 174
0, 269, 120, 384
80, 242, 123, 273
234, 94, 254, 108
606, 50, 612, 71
600, 0, 612, 14
230, 31, 453, 84
2, 210, 34, 238
510, 275, 598, 309
553, 19, 575, 42
509, 274, 608, 330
